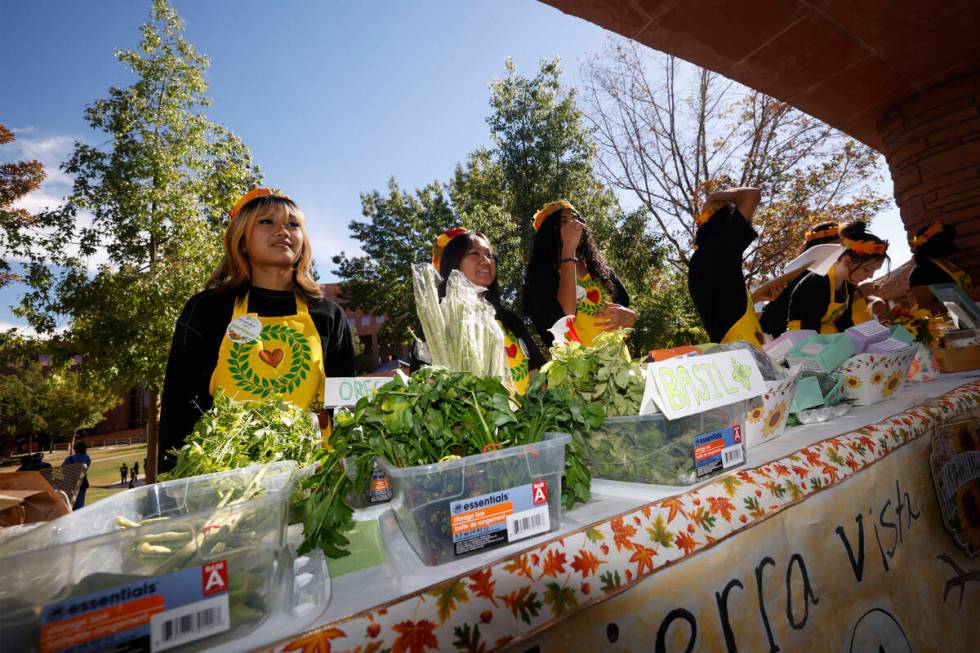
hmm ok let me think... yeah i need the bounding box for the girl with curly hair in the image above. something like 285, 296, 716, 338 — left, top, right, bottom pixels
522, 200, 634, 347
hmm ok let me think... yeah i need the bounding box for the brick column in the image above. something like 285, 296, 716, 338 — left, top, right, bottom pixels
878, 74, 980, 284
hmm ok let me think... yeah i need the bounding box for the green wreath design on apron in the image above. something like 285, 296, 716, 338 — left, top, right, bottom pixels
227, 323, 313, 398
510, 358, 530, 383
576, 276, 607, 317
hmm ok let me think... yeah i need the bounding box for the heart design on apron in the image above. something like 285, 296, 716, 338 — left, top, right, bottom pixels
259, 348, 284, 368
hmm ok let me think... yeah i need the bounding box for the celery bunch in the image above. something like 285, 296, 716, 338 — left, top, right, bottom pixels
412, 263, 510, 389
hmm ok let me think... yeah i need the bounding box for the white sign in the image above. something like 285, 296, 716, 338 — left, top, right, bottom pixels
323, 377, 391, 407
640, 349, 766, 419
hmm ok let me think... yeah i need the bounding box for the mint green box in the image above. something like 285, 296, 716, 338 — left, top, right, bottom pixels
786, 333, 855, 373
890, 324, 915, 344
790, 374, 844, 413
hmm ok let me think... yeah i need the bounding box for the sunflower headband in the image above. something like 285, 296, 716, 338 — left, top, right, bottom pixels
805, 224, 839, 242
910, 222, 945, 250
532, 200, 576, 231
841, 237, 889, 256
431, 227, 469, 269
229, 187, 291, 219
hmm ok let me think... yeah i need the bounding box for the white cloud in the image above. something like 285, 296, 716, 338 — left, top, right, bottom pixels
10, 188, 65, 215
0, 320, 41, 337
2, 130, 113, 272
4, 129, 76, 213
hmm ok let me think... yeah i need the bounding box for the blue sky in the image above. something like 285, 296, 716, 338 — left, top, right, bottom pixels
1, 0, 908, 331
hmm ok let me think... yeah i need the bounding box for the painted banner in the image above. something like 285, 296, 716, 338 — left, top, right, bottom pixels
515, 431, 980, 652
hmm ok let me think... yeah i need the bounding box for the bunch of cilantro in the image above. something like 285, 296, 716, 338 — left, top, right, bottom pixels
298, 367, 602, 558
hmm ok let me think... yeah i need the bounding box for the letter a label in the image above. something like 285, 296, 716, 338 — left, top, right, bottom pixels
202, 560, 229, 596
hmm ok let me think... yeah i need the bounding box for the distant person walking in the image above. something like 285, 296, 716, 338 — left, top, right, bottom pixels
120, 462, 129, 485
64, 441, 92, 509
130, 462, 139, 483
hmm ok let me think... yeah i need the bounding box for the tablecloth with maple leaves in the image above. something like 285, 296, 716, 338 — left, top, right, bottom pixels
269, 379, 980, 653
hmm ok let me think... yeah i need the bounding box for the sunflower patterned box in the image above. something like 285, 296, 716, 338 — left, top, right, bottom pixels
744, 374, 799, 449
837, 349, 917, 405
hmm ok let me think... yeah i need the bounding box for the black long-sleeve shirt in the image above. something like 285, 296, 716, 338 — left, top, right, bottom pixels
158, 286, 354, 472
760, 272, 806, 338
908, 257, 955, 288
786, 272, 860, 333
688, 205, 757, 342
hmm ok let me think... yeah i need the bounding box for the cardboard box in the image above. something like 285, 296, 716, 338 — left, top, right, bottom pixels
933, 344, 980, 373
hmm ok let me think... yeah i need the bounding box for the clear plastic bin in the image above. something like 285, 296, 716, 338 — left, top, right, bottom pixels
0, 462, 329, 653
378, 433, 570, 566
578, 403, 746, 485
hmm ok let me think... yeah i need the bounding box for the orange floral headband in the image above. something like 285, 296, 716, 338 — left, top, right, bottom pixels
431, 227, 469, 269
805, 224, 839, 241
532, 200, 576, 231
841, 237, 889, 256
910, 222, 945, 250
694, 201, 724, 226
229, 187, 291, 219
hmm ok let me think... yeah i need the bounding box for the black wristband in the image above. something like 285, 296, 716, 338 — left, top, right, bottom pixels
560, 257, 578, 264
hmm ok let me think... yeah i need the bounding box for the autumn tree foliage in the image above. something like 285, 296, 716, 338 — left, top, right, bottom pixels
0, 124, 45, 287
583, 40, 888, 284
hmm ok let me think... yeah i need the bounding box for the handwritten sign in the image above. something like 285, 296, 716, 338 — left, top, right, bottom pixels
640, 349, 765, 419
323, 377, 391, 408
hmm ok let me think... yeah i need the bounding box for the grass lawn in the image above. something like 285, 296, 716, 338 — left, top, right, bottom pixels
1, 443, 148, 506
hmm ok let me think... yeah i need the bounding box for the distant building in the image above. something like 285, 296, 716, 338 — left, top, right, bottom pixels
320, 283, 411, 369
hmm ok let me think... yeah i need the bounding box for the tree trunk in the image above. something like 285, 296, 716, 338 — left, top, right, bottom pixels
146, 388, 160, 483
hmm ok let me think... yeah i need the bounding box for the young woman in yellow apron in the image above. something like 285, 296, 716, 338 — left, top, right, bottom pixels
786, 222, 889, 333
687, 187, 765, 347
908, 222, 977, 313
411, 228, 544, 394
759, 221, 841, 338
522, 200, 635, 347
159, 188, 355, 472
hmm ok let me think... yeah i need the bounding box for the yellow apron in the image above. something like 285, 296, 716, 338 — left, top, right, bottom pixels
721, 287, 766, 347
499, 322, 531, 395
851, 294, 872, 324
787, 266, 850, 334
574, 273, 611, 347
932, 258, 975, 293
210, 292, 326, 410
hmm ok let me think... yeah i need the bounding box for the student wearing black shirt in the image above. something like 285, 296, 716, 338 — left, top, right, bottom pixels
908, 222, 977, 314
787, 222, 888, 333
522, 200, 633, 347
759, 221, 841, 338
414, 228, 544, 394
688, 187, 764, 346
159, 189, 354, 473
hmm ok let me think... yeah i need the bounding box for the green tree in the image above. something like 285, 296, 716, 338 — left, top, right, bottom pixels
5, 0, 260, 480
336, 58, 679, 353
450, 58, 627, 302
333, 179, 454, 344
44, 366, 119, 451
0, 363, 47, 454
